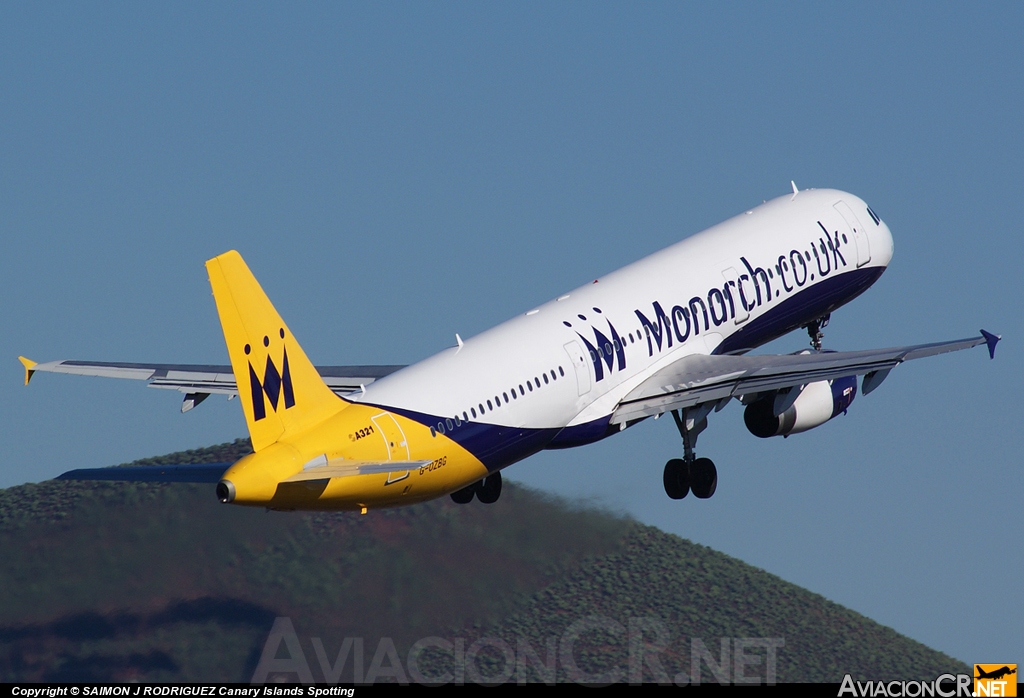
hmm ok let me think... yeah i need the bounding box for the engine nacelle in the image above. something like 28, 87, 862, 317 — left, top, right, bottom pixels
744, 376, 857, 438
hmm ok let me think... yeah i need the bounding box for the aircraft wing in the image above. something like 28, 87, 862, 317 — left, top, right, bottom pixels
611, 330, 1000, 425
18, 358, 405, 411
57, 463, 233, 483
55, 459, 430, 484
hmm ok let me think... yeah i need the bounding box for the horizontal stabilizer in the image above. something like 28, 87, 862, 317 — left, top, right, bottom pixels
282, 459, 431, 482
57, 463, 232, 483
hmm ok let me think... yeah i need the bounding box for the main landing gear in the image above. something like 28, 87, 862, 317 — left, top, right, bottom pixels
450, 471, 502, 504
663, 408, 718, 500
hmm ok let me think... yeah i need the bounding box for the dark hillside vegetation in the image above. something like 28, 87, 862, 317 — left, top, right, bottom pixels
0, 441, 967, 682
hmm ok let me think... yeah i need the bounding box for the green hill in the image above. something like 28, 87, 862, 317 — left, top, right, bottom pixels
0, 440, 967, 683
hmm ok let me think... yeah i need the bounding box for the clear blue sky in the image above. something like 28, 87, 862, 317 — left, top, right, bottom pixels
2, 3, 1020, 667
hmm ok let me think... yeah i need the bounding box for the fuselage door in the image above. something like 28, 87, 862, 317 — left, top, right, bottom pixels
833, 201, 872, 268
372, 412, 410, 484
564, 340, 591, 396
721, 267, 750, 324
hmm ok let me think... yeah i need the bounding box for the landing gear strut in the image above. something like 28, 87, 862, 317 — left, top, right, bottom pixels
450, 471, 502, 505
804, 313, 830, 352
663, 408, 718, 500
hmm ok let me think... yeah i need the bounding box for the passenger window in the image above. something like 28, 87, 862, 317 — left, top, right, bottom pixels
543, 374, 549, 384
430, 427, 436, 437
487, 399, 493, 410
550, 370, 556, 381
462, 411, 468, 421
479, 403, 484, 414
511, 390, 517, 400
437, 422, 445, 434
519, 384, 525, 395
527, 383, 533, 392
454, 416, 461, 427
446, 418, 454, 430
558, 367, 564, 377
503, 392, 509, 403
471, 407, 477, 418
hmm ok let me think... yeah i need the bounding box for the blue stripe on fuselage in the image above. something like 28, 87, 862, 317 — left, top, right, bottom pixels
714, 266, 884, 355
546, 415, 617, 449
361, 403, 559, 472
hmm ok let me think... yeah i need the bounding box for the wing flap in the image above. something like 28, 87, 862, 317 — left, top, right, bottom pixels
612, 333, 993, 424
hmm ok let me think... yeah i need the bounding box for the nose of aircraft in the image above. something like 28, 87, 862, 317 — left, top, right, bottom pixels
873, 217, 895, 268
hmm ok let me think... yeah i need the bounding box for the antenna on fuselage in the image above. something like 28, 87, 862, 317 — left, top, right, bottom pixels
790, 180, 799, 200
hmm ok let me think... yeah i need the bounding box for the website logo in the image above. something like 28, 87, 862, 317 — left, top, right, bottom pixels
975, 664, 1017, 697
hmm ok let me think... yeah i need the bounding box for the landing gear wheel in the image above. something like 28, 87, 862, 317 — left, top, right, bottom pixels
663, 458, 690, 500
476, 472, 502, 504
690, 458, 718, 499
804, 313, 830, 352
450, 483, 476, 504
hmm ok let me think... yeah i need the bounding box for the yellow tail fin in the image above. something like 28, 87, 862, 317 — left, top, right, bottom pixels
206, 250, 343, 451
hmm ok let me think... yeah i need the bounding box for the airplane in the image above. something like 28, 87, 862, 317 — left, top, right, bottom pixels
975, 666, 1016, 681
19, 185, 1000, 512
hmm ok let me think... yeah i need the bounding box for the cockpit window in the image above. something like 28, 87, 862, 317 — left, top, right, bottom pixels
866, 206, 881, 225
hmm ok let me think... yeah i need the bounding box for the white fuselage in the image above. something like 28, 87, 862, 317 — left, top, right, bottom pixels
354, 189, 893, 470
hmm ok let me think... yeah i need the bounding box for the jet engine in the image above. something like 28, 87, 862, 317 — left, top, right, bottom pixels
744, 376, 857, 438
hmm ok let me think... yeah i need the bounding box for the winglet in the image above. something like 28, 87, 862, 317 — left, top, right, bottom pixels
980, 330, 1001, 359
18, 356, 37, 386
